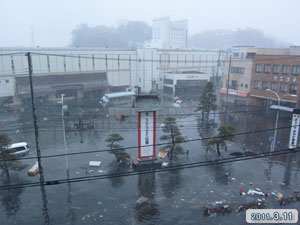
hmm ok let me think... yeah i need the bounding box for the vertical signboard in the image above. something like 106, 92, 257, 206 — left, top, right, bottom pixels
289, 109, 300, 149
138, 111, 156, 159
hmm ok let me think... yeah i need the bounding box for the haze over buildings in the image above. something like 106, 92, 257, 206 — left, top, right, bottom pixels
0, 0, 300, 47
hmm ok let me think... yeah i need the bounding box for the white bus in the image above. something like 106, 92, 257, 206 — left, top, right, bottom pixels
100, 91, 136, 106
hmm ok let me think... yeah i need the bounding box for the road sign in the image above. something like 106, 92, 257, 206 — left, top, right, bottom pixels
138, 111, 156, 159
289, 109, 300, 149
269, 136, 274, 142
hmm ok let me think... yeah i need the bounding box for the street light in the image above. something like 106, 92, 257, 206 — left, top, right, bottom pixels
61, 94, 69, 174
266, 89, 297, 153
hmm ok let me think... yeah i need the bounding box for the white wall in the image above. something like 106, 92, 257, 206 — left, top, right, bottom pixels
0, 77, 15, 97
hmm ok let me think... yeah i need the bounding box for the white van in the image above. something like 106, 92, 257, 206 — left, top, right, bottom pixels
2, 142, 30, 158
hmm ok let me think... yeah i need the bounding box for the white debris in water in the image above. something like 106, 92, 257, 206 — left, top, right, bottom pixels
137, 196, 148, 204
162, 162, 168, 167
89, 161, 101, 167
247, 189, 264, 196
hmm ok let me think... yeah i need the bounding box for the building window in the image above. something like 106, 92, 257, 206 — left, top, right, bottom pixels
246, 53, 256, 59
262, 81, 269, 90
231, 80, 238, 89
292, 66, 300, 75
286, 77, 290, 82
139, 77, 141, 83
255, 64, 262, 73
231, 67, 245, 74
282, 65, 290, 74
163, 86, 173, 95
274, 76, 277, 81
56, 90, 78, 98
264, 64, 270, 73
290, 84, 297, 94
245, 84, 248, 88
254, 80, 260, 89
240, 83, 243, 87
233, 52, 240, 58
280, 83, 287, 92
293, 77, 297, 82
164, 78, 173, 85
6, 80, 9, 83
280, 76, 283, 81
273, 64, 280, 74
271, 82, 278, 91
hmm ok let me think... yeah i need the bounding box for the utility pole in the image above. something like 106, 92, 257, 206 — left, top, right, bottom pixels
26, 52, 44, 179
215, 50, 221, 86
224, 53, 232, 124
27, 52, 50, 225
61, 94, 69, 175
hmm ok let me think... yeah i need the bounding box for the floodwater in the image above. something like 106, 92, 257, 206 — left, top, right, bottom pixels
0, 100, 300, 225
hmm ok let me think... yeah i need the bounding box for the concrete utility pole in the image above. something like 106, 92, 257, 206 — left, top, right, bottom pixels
266, 89, 297, 153
215, 50, 221, 86
27, 52, 50, 224
26, 52, 44, 179
61, 94, 69, 174
225, 54, 232, 105
224, 53, 232, 124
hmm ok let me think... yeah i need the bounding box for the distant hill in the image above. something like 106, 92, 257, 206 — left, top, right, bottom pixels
188, 28, 290, 50
70, 22, 290, 49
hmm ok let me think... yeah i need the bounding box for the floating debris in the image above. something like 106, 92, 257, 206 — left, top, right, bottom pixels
28, 162, 39, 176
162, 162, 168, 167
204, 205, 231, 216
89, 161, 101, 167
236, 201, 266, 213
247, 189, 264, 196
137, 196, 149, 204
276, 192, 283, 200
279, 193, 300, 205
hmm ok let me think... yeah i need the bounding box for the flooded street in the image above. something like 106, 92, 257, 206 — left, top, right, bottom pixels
0, 101, 300, 225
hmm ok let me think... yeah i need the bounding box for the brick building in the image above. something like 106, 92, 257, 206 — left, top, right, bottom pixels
221, 46, 300, 108
250, 54, 300, 109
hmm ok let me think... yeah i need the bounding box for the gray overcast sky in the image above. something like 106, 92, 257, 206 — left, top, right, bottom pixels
0, 0, 299, 47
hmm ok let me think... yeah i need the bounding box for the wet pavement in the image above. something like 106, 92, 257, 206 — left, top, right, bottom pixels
0, 101, 300, 225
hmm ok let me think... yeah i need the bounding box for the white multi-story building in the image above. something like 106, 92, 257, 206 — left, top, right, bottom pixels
0, 47, 223, 105
149, 16, 188, 49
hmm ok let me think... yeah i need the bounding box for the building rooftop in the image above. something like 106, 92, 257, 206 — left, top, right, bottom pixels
134, 94, 161, 112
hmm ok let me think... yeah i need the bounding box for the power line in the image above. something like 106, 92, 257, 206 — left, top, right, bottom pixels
0, 147, 298, 191
0, 124, 295, 163
20, 109, 262, 120
29, 52, 224, 64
